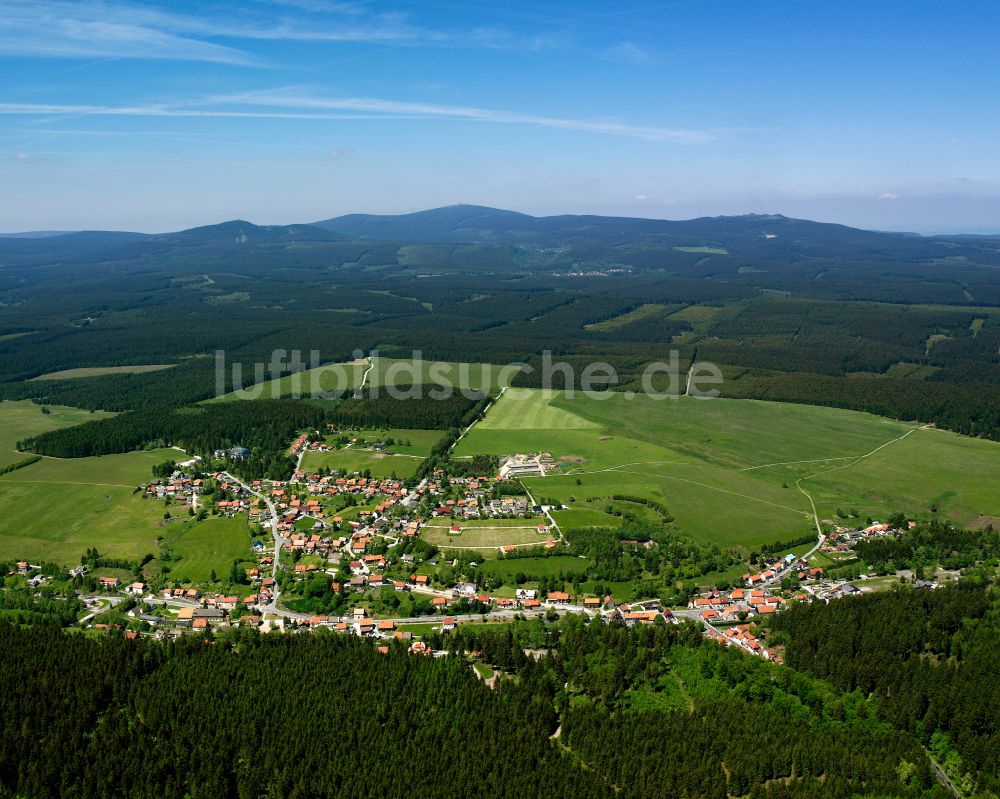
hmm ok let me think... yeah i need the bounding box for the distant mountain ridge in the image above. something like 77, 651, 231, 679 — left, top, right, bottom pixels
4, 205, 998, 245
311, 204, 908, 245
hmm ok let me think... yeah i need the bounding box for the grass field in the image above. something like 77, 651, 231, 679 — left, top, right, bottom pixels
455, 389, 1000, 549
421, 523, 551, 549
368, 357, 515, 393
476, 388, 599, 430
0, 400, 112, 468
30, 364, 175, 381
209, 358, 369, 402
585, 304, 671, 331
479, 555, 593, 580
0, 446, 180, 563
301, 448, 422, 478
159, 514, 253, 583
211, 356, 514, 402
301, 428, 444, 478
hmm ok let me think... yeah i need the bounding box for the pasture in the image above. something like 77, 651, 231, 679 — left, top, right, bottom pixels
301, 428, 444, 478
0, 446, 179, 564
456, 389, 1000, 549
300, 448, 421, 479
479, 556, 593, 580
159, 514, 254, 584
0, 400, 112, 468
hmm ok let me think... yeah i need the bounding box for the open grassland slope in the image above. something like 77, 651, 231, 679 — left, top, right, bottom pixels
455, 390, 999, 548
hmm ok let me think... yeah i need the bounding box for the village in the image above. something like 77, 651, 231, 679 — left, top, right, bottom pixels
6, 420, 928, 669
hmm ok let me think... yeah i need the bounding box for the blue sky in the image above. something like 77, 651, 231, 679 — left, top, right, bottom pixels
1, 0, 998, 233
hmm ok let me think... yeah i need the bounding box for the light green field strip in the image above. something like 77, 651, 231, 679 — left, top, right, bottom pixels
208, 358, 368, 402
30, 364, 176, 381
475, 388, 599, 430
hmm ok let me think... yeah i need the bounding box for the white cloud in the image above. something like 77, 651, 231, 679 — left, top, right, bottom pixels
879, 192, 899, 200
15, 151, 30, 160
634, 194, 648, 200
212, 90, 718, 143
0, 0, 540, 64
0, 95, 720, 144
327, 147, 353, 158
0, 0, 261, 65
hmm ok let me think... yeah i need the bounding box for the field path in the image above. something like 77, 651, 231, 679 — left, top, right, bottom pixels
794, 425, 924, 539
357, 355, 374, 392
610, 466, 811, 517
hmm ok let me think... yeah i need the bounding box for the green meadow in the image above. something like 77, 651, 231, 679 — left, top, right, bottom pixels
479, 555, 593, 580
300, 428, 445, 478
208, 358, 368, 402
210, 356, 514, 402
159, 514, 254, 584
368, 357, 516, 393
0, 400, 112, 468
0, 416, 180, 563
300, 448, 421, 478
455, 389, 1000, 549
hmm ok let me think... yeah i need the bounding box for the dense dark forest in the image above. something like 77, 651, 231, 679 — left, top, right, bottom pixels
1, 207, 1000, 440
0, 608, 966, 799
324, 391, 485, 429
854, 519, 1000, 573
771, 582, 1000, 796
16, 392, 491, 480
18, 400, 327, 459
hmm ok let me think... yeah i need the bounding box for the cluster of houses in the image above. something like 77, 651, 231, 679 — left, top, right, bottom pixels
743, 554, 824, 587
820, 520, 915, 555
689, 587, 789, 622
286, 472, 407, 504
144, 472, 205, 507
704, 624, 781, 663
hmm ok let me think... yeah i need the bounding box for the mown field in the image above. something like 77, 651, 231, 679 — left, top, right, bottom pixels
0, 446, 182, 564
0, 400, 112, 468
455, 389, 1000, 548
421, 522, 552, 550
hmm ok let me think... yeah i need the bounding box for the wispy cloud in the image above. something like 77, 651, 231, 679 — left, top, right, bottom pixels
879, 192, 899, 200
603, 41, 650, 64
0, 94, 721, 144
210, 89, 719, 143
0, 0, 261, 65
0, 0, 541, 64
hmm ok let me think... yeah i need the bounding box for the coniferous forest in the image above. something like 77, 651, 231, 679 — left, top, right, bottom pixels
3, 584, 998, 799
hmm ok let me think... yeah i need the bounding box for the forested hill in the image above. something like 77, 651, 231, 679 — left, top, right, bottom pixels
0, 610, 964, 799
3, 205, 1000, 441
